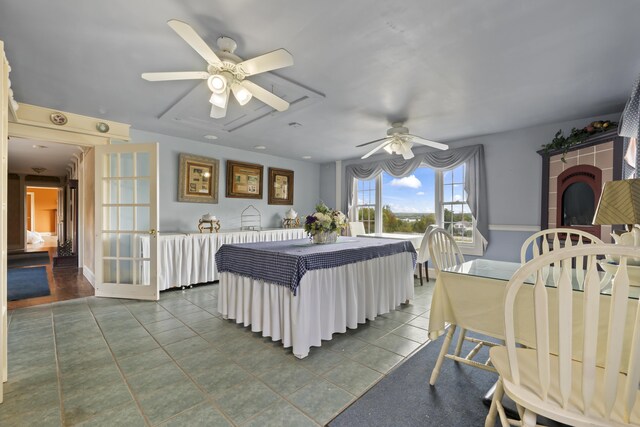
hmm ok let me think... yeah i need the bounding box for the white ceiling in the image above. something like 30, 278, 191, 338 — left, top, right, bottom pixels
1, 0, 639, 163
8, 138, 82, 177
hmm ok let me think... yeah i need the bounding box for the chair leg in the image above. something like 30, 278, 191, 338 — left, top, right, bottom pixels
429, 325, 456, 386
484, 379, 504, 427
418, 262, 423, 286
425, 261, 429, 282
453, 328, 467, 357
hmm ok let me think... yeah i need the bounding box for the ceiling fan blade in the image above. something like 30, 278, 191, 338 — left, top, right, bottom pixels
399, 143, 415, 160
408, 135, 449, 151
237, 49, 294, 76
210, 103, 227, 119
356, 137, 389, 148
167, 19, 223, 66
361, 140, 391, 159
141, 71, 209, 81
239, 80, 289, 111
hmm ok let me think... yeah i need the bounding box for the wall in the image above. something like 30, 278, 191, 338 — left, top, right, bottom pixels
29, 187, 58, 233
130, 130, 321, 232
319, 162, 336, 208
7, 174, 21, 250
322, 112, 621, 262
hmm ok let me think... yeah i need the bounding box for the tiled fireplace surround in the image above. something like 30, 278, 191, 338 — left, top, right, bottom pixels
539, 130, 624, 242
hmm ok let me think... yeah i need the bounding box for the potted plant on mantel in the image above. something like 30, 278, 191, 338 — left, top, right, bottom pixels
542, 120, 618, 162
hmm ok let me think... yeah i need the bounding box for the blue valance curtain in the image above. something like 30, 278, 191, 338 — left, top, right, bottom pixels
344, 144, 488, 246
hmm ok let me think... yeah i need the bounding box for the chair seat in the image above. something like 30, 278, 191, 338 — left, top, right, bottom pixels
490, 346, 640, 427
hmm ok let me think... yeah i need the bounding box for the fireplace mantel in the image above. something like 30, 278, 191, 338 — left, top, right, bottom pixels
538, 129, 624, 240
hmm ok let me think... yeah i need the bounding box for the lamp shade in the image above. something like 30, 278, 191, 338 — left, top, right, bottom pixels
592, 178, 640, 225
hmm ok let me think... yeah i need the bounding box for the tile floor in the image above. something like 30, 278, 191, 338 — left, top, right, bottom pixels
1, 279, 434, 426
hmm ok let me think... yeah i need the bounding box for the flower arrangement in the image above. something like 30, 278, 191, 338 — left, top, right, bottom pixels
304, 203, 347, 243
542, 120, 617, 163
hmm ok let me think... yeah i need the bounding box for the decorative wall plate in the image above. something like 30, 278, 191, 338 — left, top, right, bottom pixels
50, 112, 68, 125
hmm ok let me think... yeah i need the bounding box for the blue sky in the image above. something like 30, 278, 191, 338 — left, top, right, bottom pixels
382, 168, 436, 213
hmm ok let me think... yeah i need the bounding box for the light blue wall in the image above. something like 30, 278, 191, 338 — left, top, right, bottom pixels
130, 129, 321, 232
321, 112, 621, 261
319, 162, 336, 207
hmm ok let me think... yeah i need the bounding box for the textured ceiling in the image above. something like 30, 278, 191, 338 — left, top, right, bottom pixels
1, 0, 639, 163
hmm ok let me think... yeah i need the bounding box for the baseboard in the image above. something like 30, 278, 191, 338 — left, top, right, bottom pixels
82, 266, 95, 287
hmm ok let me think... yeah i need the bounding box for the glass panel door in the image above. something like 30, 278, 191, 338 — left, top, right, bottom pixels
94, 143, 158, 300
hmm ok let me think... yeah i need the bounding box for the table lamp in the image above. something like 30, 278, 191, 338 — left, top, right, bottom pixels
593, 178, 640, 268
593, 178, 640, 231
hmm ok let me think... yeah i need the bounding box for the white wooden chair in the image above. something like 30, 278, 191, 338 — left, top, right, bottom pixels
416, 224, 438, 286
485, 244, 640, 427
520, 228, 604, 263
348, 221, 366, 237
521, 228, 609, 286
428, 228, 499, 385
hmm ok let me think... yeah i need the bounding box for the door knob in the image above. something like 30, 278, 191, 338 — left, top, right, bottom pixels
149, 229, 157, 236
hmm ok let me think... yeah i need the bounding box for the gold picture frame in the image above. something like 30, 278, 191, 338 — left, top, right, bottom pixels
226, 160, 263, 199
178, 153, 219, 203
268, 168, 294, 205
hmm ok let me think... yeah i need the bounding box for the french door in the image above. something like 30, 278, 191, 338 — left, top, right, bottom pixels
0, 40, 9, 403
94, 143, 159, 300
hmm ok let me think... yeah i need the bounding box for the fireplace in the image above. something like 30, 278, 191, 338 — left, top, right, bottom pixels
539, 129, 624, 242
556, 165, 601, 237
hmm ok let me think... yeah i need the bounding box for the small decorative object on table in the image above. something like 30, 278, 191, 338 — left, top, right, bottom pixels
240, 205, 262, 231
198, 213, 220, 233
282, 207, 300, 228
304, 203, 347, 244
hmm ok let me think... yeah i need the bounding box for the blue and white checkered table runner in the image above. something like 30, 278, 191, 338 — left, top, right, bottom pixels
215, 237, 417, 295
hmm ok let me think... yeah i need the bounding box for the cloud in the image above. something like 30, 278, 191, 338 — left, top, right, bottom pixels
416, 191, 425, 196
390, 175, 421, 189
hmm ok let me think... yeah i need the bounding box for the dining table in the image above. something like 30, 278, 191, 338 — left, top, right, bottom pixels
428, 258, 640, 369
357, 232, 423, 250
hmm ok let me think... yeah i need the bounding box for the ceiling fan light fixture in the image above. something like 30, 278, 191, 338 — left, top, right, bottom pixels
207, 74, 227, 94
231, 83, 252, 106
209, 90, 229, 109
383, 144, 394, 154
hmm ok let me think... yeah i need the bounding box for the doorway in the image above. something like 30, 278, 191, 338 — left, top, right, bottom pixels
6, 138, 94, 308
25, 186, 59, 251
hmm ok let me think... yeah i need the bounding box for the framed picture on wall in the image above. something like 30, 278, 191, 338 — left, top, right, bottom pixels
268, 167, 294, 205
226, 160, 264, 199
178, 153, 219, 203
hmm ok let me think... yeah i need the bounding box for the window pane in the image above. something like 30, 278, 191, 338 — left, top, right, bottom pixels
120, 179, 134, 204
136, 179, 150, 204
443, 169, 453, 185
136, 152, 150, 177
356, 178, 376, 233
103, 259, 117, 284
102, 233, 117, 257
120, 207, 134, 231
381, 168, 436, 234
453, 165, 465, 183
120, 152, 134, 177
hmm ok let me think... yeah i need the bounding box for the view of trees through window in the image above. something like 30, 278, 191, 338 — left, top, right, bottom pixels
356, 165, 474, 244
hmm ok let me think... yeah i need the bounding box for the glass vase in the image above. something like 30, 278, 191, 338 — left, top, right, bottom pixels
312, 230, 338, 244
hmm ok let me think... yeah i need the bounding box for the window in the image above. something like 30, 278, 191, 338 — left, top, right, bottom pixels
381, 168, 436, 234
354, 163, 483, 255
356, 177, 377, 233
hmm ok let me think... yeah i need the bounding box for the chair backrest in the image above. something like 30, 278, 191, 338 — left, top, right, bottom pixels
520, 228, 604, 263
416, 224, 438, 264
349, 221, 366, 237
427, 227, 465, 274
504, 245, 640, 423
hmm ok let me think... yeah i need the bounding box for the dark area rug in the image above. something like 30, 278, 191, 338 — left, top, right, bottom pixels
7, 251, 51, 268
330, 331, 565, 427
8, 266, 51, 300
330, 331, 497, 427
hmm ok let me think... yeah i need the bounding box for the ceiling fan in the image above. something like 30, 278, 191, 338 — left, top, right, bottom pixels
357, 122, 449, 160
141, 19, 294, 119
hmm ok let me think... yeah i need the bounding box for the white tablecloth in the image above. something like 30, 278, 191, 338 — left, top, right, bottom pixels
143, 228, 306, 290
358, 232, 423, 249
218, 252, 415, 358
